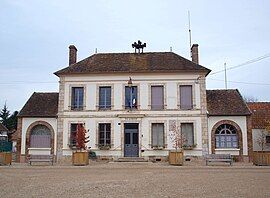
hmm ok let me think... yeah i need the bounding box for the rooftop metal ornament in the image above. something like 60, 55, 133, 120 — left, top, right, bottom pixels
132, 40, 146, 53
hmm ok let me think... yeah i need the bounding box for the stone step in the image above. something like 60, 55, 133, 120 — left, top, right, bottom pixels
115, 157, 148, 162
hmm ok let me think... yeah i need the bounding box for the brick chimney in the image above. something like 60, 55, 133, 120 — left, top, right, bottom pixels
69, 45, 77, 65
191, 44, 199, 64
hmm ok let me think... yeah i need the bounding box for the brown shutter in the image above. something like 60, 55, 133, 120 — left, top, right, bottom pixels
151, 86, 164, 110
180, 85, 192, 110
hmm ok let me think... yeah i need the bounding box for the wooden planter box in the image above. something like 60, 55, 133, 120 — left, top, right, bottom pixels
0, 152, 12, 165
253, 152, 270, 166
169, 150, 184, 166
72, 151, 89, 166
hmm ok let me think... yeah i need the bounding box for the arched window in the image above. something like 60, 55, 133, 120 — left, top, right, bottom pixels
215, 124, 238, 148
30, 125, 51, 148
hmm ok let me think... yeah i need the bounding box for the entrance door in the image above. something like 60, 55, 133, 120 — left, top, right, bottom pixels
124, 123, 139, 157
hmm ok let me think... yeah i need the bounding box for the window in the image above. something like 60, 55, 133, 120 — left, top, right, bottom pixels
125, 86, 138, 109
99, 86, 111, 110
266, 135, 270, 144
215, 124, 238, 148
71, 87, 84, 110
99, 123, 111, 146
30, 125, 51, 148
180, 85, 193, 110
152, 123, 164, 148
70, 123, 83, 147
151, 86, 164, 110
181, 123, 194, 146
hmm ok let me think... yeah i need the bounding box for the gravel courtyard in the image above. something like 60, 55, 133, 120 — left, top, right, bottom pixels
1, 162, 270, 198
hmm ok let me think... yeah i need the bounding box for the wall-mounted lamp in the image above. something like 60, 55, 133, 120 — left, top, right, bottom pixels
195, 76, 202, 84
128, 77, 133, 87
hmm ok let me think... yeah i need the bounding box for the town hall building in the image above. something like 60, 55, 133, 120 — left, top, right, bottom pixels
16, 42, 252, 163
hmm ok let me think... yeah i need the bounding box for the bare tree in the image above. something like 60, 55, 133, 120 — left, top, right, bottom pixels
256, 120, 270, 152
256, 130, 267, 151
243, 95, 259, 102
169, 121, 186, 151
255, 120, 270, 165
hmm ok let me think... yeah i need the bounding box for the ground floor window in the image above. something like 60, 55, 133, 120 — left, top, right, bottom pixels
215, 124, 238, 148
69, 123, 84, 148
181, 123, 194, 146
30, 125, 51, 148
99, 123, 111, 146
152, 123, 164, 148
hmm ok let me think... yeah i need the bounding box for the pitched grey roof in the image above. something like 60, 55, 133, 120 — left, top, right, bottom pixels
206, 89, 251, 116
54, 52, 211, 76
18, 92, 59, 117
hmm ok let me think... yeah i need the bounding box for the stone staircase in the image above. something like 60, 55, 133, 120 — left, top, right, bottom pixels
115, 157, 148, 162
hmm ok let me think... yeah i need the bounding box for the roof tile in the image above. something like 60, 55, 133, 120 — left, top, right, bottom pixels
18, 92, 58, 117
207, 89, 251, 116
54, 52, 211, 76
247, 102, 270, 128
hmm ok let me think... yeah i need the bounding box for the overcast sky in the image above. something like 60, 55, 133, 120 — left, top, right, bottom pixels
1, 0, 270, 112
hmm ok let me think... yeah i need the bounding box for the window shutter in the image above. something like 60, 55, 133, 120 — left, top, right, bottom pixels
106, 88, 111, 107
152, 123, 164, 147
157, 124, 164, 147
99, 88, 105, 108
180, 85, 192, 110
181, 123, 194, 146
151, 86, 164, 110
152, 124, 158, 146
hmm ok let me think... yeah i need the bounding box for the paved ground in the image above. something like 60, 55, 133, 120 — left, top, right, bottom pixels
1, 162, 270, 198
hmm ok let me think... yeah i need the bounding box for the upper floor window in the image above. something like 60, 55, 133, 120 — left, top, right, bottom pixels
71, 87, 84, 110
125, 86, 138, 109
180, 85, 193, 110
181, 123, 194, 146
99, 86, 111, 110
215, 124, 238, 148
151, 86, 164, 110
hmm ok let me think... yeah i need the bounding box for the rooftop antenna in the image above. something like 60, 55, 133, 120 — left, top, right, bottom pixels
188, 11, 192, 58
224, 62, 228, 89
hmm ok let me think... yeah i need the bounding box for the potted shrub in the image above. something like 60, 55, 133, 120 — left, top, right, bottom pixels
168, 123, 186, 166
72, 124, 90, 166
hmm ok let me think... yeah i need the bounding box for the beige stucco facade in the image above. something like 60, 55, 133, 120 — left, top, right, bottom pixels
208, 116, 248, 157
56, 73, 208, 160
18, 73, 250, 162
19, 117, 57, 159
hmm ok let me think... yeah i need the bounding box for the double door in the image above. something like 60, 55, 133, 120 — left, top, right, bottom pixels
124, 124, 139, 157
